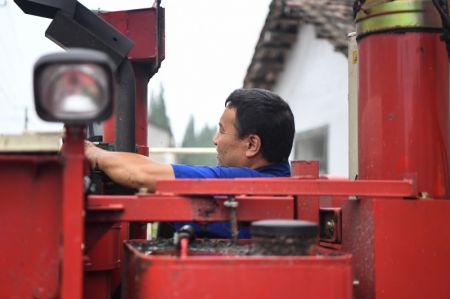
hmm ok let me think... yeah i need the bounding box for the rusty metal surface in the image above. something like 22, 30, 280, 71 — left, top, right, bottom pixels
156, 178, 416, 197
86, 195, 294, 222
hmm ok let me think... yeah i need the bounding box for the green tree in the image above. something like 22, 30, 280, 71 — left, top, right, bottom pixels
148, 83, 172, 135
181, 115, 196, 148
178, 116, 216, 166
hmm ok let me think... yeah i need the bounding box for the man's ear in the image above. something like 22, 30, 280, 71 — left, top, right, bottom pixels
245, 134, 262, 158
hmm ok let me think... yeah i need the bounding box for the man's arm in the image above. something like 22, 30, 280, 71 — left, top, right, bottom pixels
85, 141, 175, 191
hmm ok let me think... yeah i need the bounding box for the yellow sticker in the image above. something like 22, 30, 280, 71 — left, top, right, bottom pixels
352, 51, 358, 64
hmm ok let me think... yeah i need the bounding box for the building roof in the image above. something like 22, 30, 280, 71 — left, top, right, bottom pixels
243, 0, 355, 90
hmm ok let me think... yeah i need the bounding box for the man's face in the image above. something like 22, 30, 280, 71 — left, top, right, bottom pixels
213, 107, 249, 167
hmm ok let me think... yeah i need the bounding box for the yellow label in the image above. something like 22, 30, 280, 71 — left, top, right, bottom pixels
352, 51, 358, 64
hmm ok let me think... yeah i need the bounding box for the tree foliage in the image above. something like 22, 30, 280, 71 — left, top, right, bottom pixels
148, 84, 172, 136
178, 115, 216, 166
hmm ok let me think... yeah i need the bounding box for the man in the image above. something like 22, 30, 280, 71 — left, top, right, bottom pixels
85, 88, 295, 237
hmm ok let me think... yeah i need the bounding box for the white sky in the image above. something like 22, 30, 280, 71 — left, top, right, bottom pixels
0, 0, 271, 145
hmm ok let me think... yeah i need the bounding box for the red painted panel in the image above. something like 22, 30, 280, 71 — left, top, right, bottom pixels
99, 9, 160, 61
358, 32, 450, 198
0, 156, 62, 299
84, 272, 112, 299
341, 198, 450, 299
125, 242, 353, 299
373, 199, 450, 298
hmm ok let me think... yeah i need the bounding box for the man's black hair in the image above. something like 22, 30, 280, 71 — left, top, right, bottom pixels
225, 88, 295, 163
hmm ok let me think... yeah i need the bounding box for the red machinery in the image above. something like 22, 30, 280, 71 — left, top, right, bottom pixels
2, 0, 450, 298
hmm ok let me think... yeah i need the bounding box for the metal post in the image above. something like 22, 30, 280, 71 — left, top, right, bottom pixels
115, 59, 136, 153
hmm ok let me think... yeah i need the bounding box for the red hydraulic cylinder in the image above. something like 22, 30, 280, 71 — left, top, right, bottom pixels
358, 32, 450, 198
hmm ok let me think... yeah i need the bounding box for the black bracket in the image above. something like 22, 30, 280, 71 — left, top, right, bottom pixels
14, 0, 133, 69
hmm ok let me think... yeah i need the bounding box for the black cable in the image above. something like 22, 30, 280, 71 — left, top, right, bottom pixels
432, 0, 450, 60
353, 0, 365, 20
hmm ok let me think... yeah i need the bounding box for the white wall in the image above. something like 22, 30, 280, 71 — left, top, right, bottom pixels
273, 24, 349, 176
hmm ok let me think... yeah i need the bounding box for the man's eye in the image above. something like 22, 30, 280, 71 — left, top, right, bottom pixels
217, 126, 225, 134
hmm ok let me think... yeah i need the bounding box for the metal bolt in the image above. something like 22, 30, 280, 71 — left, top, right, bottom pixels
348, 195, 360, 201
353, 279, 360, 287
225, 196, 239, 245
419, 191, 429, 199
224, 199, 239, 208
325, 219, 335, 234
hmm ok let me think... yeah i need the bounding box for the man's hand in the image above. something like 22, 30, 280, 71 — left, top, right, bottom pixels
83, 140, 175, 191
84, 140, 101, 169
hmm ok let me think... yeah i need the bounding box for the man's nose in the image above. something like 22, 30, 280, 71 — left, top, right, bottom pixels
212, 133, 218, 146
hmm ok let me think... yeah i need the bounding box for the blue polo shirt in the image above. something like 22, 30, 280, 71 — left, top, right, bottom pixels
171, 162, 290, 238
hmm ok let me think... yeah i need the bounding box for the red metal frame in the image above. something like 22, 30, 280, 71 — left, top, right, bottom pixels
291, 160, 321, 221
0, 126, 85, 299
155, 178, 416, 197
291, 160, 319, 178
61, 125, 86, 299
94, 9, 166, 297
0, 154, 62, 299
86, 195, 294, 222
99, 7, 165, 155
124, 241, 354, 299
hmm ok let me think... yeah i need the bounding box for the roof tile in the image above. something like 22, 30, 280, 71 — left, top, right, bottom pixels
244, 0, 355, 89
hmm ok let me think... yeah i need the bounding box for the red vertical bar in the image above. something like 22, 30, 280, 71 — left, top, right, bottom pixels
358, 32, 450, 198
291, 160, 319, 178
61, 125, 85, 299
291, 160, 320, 222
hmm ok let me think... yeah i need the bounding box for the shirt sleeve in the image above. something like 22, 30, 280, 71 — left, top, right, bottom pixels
171, 164, 273, 179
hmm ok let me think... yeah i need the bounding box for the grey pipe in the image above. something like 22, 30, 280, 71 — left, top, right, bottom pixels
115, 58, 136, 152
